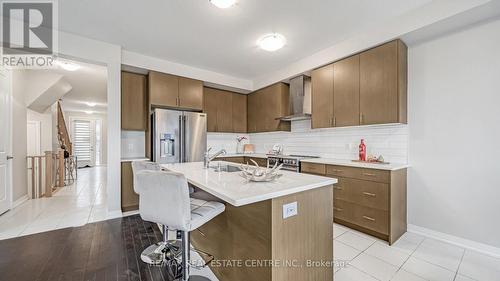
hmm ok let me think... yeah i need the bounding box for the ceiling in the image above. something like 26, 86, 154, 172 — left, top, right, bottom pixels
58, 0, 433, 79
26, 59, 107, 113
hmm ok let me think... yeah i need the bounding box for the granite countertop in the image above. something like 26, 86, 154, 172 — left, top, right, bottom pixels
161, 161, 337, 206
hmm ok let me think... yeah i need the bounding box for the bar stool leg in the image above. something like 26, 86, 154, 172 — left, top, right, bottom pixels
181, 231, 190, 281
181, 231, 211, 281
140, 225, 181, 265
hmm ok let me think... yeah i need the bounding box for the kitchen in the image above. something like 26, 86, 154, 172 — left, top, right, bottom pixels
118, 37, 403, 281
1, 1, 499, 281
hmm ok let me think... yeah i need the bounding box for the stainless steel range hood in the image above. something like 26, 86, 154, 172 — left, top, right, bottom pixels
277, 75, 312, 121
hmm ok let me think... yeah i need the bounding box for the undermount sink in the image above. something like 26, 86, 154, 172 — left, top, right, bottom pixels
211, 164, 241, 173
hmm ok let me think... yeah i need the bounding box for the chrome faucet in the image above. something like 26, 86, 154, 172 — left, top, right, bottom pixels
204, 148, 227, 168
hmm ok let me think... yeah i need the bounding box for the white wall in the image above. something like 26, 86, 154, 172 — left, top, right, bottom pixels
208, 121, 408, 163
408, 18, 500, 248
64, 111, 108, 165
11, 72, 28, 201
27, 109, 53, 153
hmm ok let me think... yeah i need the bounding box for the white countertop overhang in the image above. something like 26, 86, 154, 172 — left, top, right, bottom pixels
161, 161, 337, 207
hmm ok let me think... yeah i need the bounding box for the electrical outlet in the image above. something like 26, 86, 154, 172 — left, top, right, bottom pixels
282, 202, 298, 219
128, 143, 134, 151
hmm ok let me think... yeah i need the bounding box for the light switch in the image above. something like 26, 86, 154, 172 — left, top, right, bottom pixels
283, 202, 298, 219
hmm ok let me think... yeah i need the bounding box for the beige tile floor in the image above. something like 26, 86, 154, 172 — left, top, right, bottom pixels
1, 166, 499, 281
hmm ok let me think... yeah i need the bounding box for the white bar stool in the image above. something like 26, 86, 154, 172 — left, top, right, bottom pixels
131, 161, 180, 265
135, 169, 225, 281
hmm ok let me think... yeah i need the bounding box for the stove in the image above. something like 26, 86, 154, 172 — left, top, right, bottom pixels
267, 154, 319, 172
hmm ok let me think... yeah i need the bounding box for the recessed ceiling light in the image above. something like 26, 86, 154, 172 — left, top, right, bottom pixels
209, 0, 236, 9
85, 110, 93, 115
257, 33, 286, 52
86, 102, 96, 107
55, 60, 80, 71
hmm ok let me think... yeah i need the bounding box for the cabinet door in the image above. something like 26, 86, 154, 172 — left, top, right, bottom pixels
179, 77, 203, 110
203, 88, 218, 132
216, 90, 233, 132
360, 41, 398, 125
311, 64, 334, 129
121, 162, 139, 212
232, 94, 247, 133
247, 91, 260, 133
334, 55, 360, 127
149, 71, 178, 108
121, 72, 147, 130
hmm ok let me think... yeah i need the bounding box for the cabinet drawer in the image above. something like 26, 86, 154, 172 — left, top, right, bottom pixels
333, 177, 350, 201
352, 205, 389, 235
349, 179, 388, 211
301, 162, 326, 175
333, 199, 354, 222
326, 165, 389, 183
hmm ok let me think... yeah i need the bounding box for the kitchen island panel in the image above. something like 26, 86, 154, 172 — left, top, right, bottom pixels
191, 185, 334, 281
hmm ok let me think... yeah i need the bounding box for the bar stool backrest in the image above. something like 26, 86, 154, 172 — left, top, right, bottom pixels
134, 170, 192, 231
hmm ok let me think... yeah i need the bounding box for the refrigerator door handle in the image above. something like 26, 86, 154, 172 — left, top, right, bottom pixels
182, 115, 187, 162
179, 115, 183, 163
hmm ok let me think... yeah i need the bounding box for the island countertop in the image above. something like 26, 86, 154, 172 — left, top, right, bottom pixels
161, 161, 337, 207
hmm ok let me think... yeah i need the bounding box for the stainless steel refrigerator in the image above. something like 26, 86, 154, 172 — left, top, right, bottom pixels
152, 109, 207, 164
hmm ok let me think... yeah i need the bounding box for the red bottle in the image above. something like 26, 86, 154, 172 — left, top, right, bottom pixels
359, 139, 366, 161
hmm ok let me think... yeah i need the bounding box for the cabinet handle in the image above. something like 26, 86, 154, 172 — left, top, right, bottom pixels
362, 192, 376, 197
333, 116, 336, 127
362, 215, 375, 221
363, 173, 376, 177
331, 169, 343, 173
329, 117, 333, 126
360, 113, 364, 124
334, 207, 343, 212
334, 186, 343, 190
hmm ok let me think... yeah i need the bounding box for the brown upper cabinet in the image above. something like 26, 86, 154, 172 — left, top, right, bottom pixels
121, 71, 147, 131
311, 64, 334, 129
247, 83, 290, 133
360, 40, 407, 125
232, 93, 247, 133
148, 71, 203, 111
311, 39, 407, 128
203, 87, 247, 133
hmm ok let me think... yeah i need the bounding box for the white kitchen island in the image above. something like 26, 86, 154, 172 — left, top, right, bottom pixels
162, 161, 337, 281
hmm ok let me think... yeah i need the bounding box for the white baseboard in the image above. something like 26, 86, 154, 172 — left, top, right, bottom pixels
408, 224, 500, 258
107, 210, 123, 220
12, 195, 29, 209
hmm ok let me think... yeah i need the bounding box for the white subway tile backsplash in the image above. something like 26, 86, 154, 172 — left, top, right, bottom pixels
207, 133, 250, 154
207, 120, 408, 163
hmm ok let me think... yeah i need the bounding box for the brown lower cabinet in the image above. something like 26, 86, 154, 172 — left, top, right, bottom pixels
121, 161, 139, 212
301, 162, 407, 244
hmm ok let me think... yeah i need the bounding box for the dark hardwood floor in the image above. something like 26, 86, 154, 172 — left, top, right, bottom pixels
0, 215, 176, 281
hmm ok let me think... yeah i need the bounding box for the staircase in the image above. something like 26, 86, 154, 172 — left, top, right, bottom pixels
57, 101, 72, 155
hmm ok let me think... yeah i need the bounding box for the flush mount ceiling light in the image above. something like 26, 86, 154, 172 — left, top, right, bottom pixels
257, 33, 286, 52
209, 0, 236, 9
85, 110, 93, 115
86, 102, 96, 107
55, 60, 80, 71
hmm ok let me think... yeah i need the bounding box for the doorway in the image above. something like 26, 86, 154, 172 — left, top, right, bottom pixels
0, 68, 12, 215
71, 117, 103, 168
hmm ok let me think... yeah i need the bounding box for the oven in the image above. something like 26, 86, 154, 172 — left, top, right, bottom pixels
267, 156, 308, 172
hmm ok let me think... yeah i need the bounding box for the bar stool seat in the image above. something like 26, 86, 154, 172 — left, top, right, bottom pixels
190, 198, 225, 231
